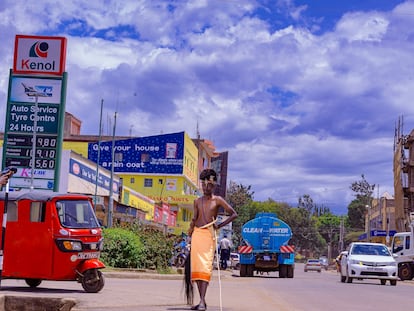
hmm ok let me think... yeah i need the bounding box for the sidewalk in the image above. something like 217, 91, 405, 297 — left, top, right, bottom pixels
102, 267, 236, 280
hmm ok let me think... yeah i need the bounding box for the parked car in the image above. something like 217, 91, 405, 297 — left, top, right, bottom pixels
304, 259, 322, 272
230, 252, 240, 270
319, 256, 329, 270
340, 242, 398, 286
213, 252, 240, 270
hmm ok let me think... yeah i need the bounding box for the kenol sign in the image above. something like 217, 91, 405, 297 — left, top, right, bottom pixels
13, 34, 67, 75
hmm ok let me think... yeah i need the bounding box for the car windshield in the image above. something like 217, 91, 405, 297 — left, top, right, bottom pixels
56, 200, 100, 229
351, 244, 391, 256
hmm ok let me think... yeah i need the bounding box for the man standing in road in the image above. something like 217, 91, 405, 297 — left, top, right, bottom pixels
219, 235, 232, 270
186, 168, 237, 311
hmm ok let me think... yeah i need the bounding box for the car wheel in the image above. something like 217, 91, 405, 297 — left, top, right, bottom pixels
346, 269, 353, 283
390, 280, 397, 286
81, 269, 105, 293
25, 278, 42, 288
380, 279, 386, 285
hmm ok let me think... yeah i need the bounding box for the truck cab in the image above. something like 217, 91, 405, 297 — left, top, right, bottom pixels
391, 213, 414, 280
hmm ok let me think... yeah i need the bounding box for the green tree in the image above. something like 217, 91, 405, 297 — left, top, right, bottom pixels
298, 194, 315, 213
316, 213, 341, 259
350, 174, 375, 204
347, 199, 366, 230
348, 174, 375, 231
226, 181, 254, 246
281, 205, 325, 255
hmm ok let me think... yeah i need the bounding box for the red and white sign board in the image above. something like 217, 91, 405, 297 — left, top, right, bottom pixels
280, 245, 295, 253
13, 35, 67, 76
238, 245, 253, 254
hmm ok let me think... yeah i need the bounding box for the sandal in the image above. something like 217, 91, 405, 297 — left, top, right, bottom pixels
190, 303, 207, 310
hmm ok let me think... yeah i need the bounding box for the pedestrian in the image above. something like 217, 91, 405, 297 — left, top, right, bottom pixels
219, 235, 232, 270
0, 168, 15, 188
186, 168, 237, 311
0, 175, 9, 187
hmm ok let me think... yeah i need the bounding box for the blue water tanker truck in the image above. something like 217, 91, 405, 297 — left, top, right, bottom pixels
238, 212, 295, 277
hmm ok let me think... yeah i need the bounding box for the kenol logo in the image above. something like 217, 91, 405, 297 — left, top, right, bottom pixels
29, 41, 49, 58
21, 40, 55, 71
14, 35, 67, 75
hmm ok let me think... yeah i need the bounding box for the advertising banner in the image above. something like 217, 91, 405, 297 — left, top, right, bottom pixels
13, 35, 67, 75
69, 158, 119, 194
88, 132, 185, 174
3, 34, 67, 192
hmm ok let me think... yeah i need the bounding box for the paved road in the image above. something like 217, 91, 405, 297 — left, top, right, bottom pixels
0, 269, 243, 311
1, 266, 414, 311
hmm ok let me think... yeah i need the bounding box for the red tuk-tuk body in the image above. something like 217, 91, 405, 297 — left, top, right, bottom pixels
0, 191, 105, 292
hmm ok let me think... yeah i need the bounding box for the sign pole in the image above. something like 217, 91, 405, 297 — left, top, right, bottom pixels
0, 167, 17, 288
30, 93, 39, 190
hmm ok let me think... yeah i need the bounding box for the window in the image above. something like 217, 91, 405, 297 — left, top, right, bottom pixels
56, 200, 100, 228
144, 178, 153, 187
30, 202, 45, 222
7, 202, 17, 222
130, 177, 135, 184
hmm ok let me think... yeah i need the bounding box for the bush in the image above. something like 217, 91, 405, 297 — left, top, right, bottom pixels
135, 225, 175, 271
101, 228, 143, 268
101, 223, 176, 271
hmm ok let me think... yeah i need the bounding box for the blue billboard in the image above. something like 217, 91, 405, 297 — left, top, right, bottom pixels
88, 132, 184, 174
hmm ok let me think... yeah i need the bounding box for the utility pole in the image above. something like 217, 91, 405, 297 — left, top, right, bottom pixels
107, 111, 117, 228
339, 217, 344, 251
366, 204, 371, 242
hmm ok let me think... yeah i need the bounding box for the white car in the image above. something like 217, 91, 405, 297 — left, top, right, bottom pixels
340, 242, 398, 286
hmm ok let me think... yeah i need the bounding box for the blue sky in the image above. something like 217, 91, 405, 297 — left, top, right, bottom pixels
0, 0, 412, 214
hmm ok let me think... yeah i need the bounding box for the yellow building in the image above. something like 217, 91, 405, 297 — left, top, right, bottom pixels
63, 131, 200, 235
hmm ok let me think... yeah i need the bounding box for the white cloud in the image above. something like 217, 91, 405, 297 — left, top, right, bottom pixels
0, 0, 410, 214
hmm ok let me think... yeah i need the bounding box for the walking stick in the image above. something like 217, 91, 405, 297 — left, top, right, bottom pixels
0, 167, 17, 288
214, 229, 223, 311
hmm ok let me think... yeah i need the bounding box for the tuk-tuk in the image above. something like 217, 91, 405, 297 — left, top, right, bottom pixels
0, 191, 105, 293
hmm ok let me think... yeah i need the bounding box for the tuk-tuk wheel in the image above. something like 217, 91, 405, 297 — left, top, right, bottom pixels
25, 278, 42, 288
81, 269, 105, 293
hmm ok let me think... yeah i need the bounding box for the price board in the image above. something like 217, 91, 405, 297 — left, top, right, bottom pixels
2, 73, 67, 191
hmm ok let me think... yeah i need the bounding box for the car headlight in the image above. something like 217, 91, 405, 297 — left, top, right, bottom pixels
63, 241, 82, 251
55, 239, 83, 252
350, 259, 362, 265
386, 262, 397, 267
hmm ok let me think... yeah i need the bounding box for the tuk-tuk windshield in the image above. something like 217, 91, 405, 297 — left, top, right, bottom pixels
56, 200, 100, 229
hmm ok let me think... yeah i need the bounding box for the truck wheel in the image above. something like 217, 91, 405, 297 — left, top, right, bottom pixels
287, 265, 294, 278
81, 269, 105, 293
279, 264, 287, 278
398, 263, 413, 281
240, 264, 247, 277
247, 264, 254, 277
25, 278, 42, 288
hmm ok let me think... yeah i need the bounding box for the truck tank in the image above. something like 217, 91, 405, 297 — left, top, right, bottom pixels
239, 212, 295, 278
